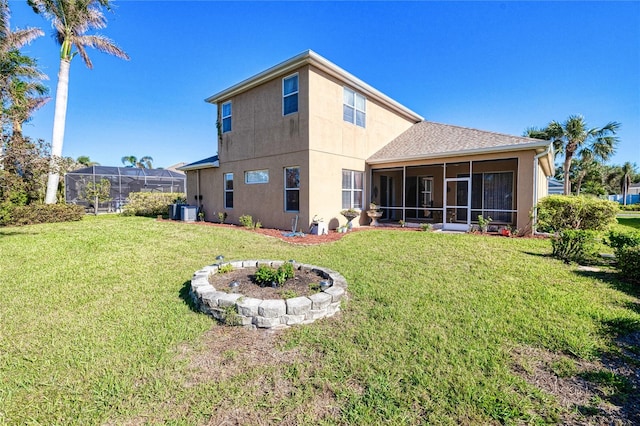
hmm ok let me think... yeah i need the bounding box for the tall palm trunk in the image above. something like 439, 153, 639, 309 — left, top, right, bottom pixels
563, 150, 574, 195
44, 58, 70, 204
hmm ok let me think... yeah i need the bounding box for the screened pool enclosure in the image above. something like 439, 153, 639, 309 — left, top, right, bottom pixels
65, 166, 185, 213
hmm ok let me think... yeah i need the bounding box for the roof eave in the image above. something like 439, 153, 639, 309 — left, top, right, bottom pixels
205, 50, 423, 123
178, 160, 220, 171
367, 140, 552, 165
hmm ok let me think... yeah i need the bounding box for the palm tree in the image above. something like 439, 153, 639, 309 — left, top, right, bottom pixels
28, 0, 129, 204
0, 0, 45, 165
121, 155, 153, 169
610, 162, 637, 206
526, 115, 620, 195
76, 155, 99, 166
2, 50, 49, 136
0, 0, 43, 57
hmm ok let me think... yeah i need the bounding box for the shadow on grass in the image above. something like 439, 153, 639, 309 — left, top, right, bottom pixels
179, 280, 201, 313
575, 269, 640, 299
0, 229, 40, 238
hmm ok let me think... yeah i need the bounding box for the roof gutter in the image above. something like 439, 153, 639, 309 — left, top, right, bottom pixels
178, 159, 220, 171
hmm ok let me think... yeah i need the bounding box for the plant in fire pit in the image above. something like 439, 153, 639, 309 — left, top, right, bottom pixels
254, 263, 295, 287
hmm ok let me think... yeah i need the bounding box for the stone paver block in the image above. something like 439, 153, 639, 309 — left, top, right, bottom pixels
201, 291, 227, 308
195, 285, 216, 298
217, 293, 243, 307
306, 308, 328, 321
285, 297, 312, 315
308, 292, 332, 310
323, 286, 345, 303
258, 299, 286, 318
236, 297, 262, 317
281, 314, 306, 325
254, 316, 281, 328
243, 260, 258, 268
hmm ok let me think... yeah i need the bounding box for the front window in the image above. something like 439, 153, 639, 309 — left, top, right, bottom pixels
343, 87, 366, 127
283, 74, 298, 115
284, 167, 300, 212
245, 169, 269, 184
221, 101, 232, 133
342, 169, 363, 209
224, 173, 233, 208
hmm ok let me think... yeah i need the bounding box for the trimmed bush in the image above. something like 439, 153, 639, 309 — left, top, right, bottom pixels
551, 229, 598, 264
608, 230, 640, 252
617, 246, 640, 284
122, 192, 185, 217
1, 203, 84, 226
535, 195, 619, 233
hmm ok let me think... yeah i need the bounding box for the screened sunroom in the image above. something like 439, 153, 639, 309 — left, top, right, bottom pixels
65, 166, 185, 213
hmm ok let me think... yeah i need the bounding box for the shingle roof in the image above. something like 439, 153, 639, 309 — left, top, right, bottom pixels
178, 155, 219, 171
367, 121, 551, 163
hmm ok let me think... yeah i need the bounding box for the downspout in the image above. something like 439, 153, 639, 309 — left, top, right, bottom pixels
532, 142, 553, 234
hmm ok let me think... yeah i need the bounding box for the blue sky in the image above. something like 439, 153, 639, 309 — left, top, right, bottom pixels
9, 0, 639, 169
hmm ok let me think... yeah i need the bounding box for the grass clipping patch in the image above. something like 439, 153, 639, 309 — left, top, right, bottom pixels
511, 334, 640, 424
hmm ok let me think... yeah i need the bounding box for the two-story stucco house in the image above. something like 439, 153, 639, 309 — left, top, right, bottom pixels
180, 50, 554, 233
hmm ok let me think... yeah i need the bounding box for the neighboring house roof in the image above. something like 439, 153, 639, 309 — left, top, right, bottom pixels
205, 50, 424, 123
165, 162, 187, 172
178, 156, 220, 171
548, 177, 564, 195
368, 120, 554, 165
66, 166, 185, 178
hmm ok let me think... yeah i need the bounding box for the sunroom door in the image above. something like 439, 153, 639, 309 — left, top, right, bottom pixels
443, 177, 470, 231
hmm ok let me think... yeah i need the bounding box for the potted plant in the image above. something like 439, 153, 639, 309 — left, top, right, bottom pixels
340, 208, 360, 221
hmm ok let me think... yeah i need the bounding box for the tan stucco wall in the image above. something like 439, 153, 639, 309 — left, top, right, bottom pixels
307, 66, 417, 228
217, 67, 310, 164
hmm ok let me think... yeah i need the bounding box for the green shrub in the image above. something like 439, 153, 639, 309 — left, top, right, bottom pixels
551, 229, 598, 264
617, 246, 640, 284
1, 203, 84, 226
535, 195, 618, 233
608, 230, 640, 252
254, 263, 295, 287
217, 211, 227, 224
217, 264, 234, 274
620, 204, 640, 212
122, 192, 185, 217
238, 214, 254, 228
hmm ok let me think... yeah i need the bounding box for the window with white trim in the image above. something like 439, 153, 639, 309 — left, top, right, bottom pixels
342, 170, 363, 209
284, 167, 300, 212
283, 74, 298, 115
245, 169, 269, 184
221, 101, 232, 133
343, 87, 366, 127
224, 173, 233, 208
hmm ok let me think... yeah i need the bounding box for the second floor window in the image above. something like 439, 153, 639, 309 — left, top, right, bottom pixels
221, 101, 232, 133
283, 74, 298, 115
343, 88, 366, 128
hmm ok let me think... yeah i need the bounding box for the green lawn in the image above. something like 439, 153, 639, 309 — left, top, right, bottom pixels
1, 216, 639, 424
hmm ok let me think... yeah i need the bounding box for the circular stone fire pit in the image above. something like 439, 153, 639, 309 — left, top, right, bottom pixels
189, 260, 348, 329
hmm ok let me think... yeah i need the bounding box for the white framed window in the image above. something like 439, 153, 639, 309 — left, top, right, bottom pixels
342, 169, 363, 209
221, 101, 232, 133
245, 169, 269, 184
224, 173, 233, 209
283, 74, 298, 115
421, 177, 433, 207
343, 87, 366, 127
284, 166, 300, 212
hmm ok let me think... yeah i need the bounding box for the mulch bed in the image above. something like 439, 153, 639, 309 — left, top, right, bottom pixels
208, 266, 326, 299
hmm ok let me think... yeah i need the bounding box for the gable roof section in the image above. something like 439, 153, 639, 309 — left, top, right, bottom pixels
368, 121, 553, 164
205, 50, 423, 123
178, 155, 220, 171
